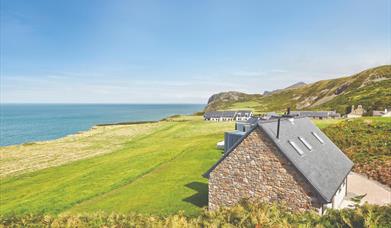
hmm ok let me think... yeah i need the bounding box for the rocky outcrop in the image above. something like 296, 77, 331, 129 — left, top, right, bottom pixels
207, 91, 248, 104
204, 91, 262, 112
335, 83, 350, 95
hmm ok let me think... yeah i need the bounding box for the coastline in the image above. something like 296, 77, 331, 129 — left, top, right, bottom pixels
0, 114, 193, 148
0, 104, 204, 146
96, 120, 158, 126
0, 119, 168, 178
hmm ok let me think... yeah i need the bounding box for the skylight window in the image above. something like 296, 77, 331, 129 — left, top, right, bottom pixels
288, 140, 304, 155
311, 132, 324, 144
299, 137, 312, 150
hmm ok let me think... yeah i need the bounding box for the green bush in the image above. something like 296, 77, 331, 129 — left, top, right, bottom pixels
1, 201, 390, 227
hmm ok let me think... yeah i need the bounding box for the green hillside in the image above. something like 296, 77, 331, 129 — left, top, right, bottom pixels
205, 65, 391, 114
323, 117, 391, 187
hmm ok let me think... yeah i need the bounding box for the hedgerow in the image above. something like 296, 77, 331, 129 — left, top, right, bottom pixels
1, 201, 390, 227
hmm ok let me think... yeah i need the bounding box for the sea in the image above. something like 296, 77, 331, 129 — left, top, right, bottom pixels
0, 104, 204, 146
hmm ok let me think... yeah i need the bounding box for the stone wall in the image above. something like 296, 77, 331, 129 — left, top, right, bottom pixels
209, 128, 323, 211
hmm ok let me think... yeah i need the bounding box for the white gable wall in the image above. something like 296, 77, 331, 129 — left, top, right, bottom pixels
333, 177, 347, 208
321, 176, 348, 214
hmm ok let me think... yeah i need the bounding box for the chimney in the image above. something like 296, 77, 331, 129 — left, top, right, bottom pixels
276, 118, 281, 139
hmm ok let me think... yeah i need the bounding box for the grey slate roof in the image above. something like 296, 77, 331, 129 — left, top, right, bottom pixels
290, 111, 340, 118
204, 111, 237, 119
263, 112, 280, 120
204, 117, 353, 203
246, 117, 261, 124
221, 111, 237, 118
204, 111, 222, 119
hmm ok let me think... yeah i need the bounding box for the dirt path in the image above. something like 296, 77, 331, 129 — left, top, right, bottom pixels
340, 172, 391, 208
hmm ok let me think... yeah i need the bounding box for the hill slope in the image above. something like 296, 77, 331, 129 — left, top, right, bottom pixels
205, 65, 391, 114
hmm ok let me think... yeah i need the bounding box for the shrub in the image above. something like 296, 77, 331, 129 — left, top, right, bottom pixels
1, 202, 390, 227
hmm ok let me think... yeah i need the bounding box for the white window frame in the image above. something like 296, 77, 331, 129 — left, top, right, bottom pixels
312, 131, 324, 144
298, 137, 312, 150
288, 140, 304, 155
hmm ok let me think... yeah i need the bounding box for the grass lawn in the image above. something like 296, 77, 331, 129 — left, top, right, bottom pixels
1, 116, 389, 216
311, 118, 343, 129
0, 116, 233, 216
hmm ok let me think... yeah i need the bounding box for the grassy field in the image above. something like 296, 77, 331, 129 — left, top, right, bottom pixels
0, 122, 164, 177
0, 116, 233, 216
1, 116, 389, 217
311, 118, 343, 129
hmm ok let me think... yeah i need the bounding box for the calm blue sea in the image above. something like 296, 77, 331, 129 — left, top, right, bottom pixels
0, 104, 204, 146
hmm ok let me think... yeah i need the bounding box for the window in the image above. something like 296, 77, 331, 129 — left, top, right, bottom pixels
312, 131, 324, 144
288, 140, 304, 155
299, 137, 312, 150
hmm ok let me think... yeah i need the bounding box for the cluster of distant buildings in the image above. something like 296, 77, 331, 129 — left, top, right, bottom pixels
204, 105, 390, 122
204, 110, 340, 122
347, 105, 391, 118
203, 110, 253, 122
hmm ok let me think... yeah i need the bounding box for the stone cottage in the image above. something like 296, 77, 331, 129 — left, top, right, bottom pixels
347, 105, 365, 118
204, 117, 353, 214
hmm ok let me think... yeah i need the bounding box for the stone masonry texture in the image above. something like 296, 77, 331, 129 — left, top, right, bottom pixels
209, 128, 323, 211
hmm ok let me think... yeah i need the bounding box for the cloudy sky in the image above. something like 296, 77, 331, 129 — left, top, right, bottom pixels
1, 0, 390, 104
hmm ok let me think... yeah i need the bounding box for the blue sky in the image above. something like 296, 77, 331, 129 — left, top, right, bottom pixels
1, 0, 390, 104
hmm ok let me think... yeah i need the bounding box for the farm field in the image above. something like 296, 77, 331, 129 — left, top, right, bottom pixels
0, 116, 233, 216
0, 116, 390, 216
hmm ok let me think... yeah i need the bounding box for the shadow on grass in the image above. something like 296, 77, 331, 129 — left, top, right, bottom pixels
183, 182, 208, 208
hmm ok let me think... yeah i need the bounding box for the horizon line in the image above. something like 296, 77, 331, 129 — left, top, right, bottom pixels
0, 102, 206, 105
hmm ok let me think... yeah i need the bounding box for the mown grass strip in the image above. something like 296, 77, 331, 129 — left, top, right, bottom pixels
0, 118, 233, 216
